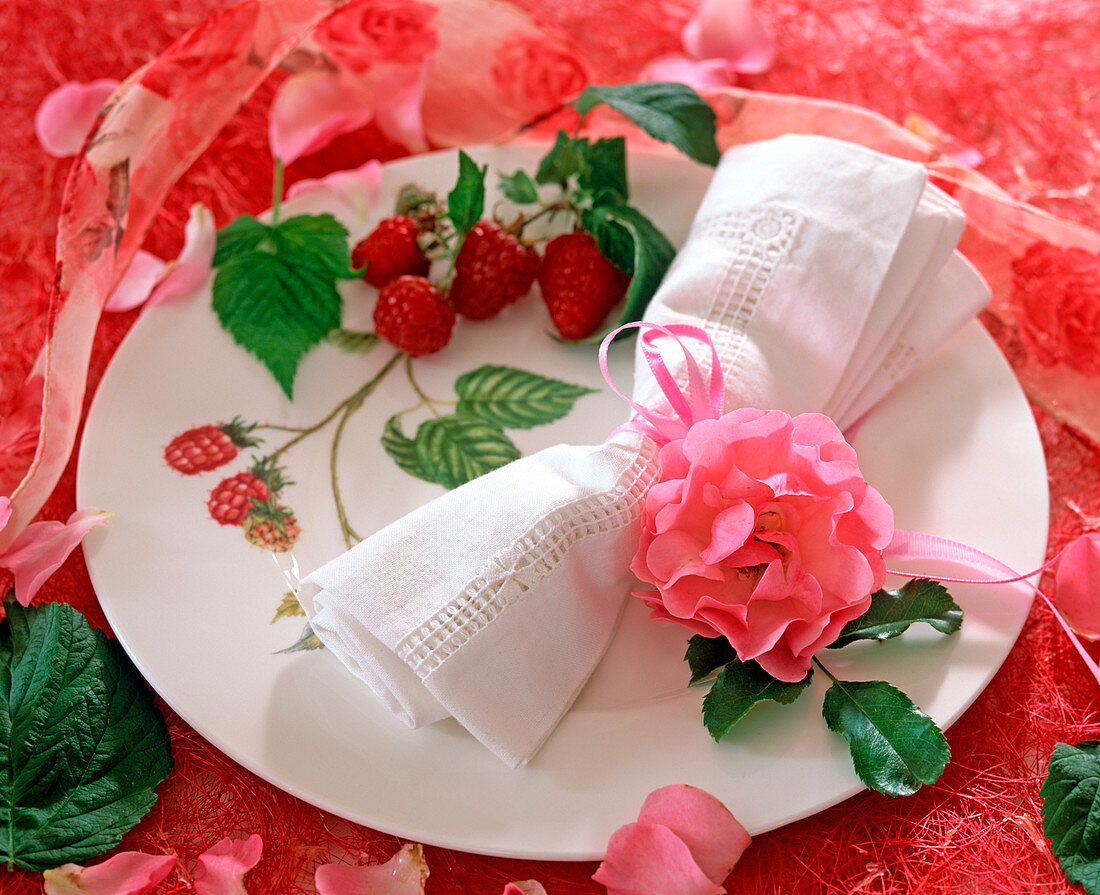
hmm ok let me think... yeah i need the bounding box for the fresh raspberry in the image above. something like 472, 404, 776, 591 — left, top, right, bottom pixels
243, 502, 302, 553
373, 275, 455, 357
352, 216, 429, 288
164, 418, 259, 475
207, 472, 270, 526
448, 221, 540, 320
538, 232, 631, 340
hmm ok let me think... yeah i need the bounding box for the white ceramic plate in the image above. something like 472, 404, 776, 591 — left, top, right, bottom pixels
78, 146, 1048, 861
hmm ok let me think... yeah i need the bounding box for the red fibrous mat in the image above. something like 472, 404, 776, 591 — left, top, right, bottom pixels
1, 0, 1099, 892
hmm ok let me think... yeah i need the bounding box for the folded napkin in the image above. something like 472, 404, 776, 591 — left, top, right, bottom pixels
297, 134, 991, 767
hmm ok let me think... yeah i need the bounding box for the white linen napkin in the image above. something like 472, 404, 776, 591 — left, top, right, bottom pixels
297, 134, 990, 767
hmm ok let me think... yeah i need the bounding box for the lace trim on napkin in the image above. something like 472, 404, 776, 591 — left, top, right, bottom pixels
395, 441, 659, 679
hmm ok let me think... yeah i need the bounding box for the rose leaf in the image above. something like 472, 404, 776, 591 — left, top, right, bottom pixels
1040, 740, 1100, 893
702, 657, 813, 741
828, 579, 962, 649
684, 634, 737, 684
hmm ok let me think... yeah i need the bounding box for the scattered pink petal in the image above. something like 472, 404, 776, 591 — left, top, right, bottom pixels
0, 374, 44, 497
640, 56, 734, 91
1055, 533, 1100, 641
42, 852, 176, 895
594, 823, 725, 895
269, 69, 374, 165
315, 843, 429, 895
503, 883, 548, 895
0, 497, 12, 533
104, 251, 168, 312
34, 78, 121, 157
1, 507, 112, 606
286, 161, 384, 223
681, 0, 774, 74
193, 835, 263, 895
373, 62, 430, 153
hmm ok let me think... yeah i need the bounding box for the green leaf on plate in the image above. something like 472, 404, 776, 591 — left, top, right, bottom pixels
535, 130, 584, 188
327, 328, 381, 356
684, 634, 738, 684
702, 657, 813, 741
574, 82, 720, 166
828, 579, 962, 649
277, 622, 324, 654
447, 150, 487, 236
381, 414, 436, 484
414, 415, 520, 490
821, 678, 949, 796
0, 596, 173, 872
212, 212, 356, 399
577, 136, 629, 206
498, 169, 540, 204
272, 591, 306, 623
1041, 741, 1100, 893
454, 365, 596, 430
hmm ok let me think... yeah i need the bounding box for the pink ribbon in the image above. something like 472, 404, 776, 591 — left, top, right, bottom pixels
599, 322, 724, 444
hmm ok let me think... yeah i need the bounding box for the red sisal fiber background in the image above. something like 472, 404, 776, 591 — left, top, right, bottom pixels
1, 0, 1098, 892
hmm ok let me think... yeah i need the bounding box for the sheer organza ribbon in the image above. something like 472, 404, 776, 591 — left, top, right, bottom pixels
601, 322, 1099, 688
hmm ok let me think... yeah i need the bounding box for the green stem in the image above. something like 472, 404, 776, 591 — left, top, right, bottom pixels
271, 158, 284, 225
330, 401, 362, 549
404, 356, 443, 418
811, 655, 840, 684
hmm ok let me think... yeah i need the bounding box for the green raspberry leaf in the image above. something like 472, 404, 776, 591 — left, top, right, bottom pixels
381, 414, 438, 485
1041, 741, 1100, 893
575, 82, 720, 166
447, 150, 487, 236
828, 579, 963, 649
326, 328, 381, 356
702, 657, 813, 741
454, 365, 596, 430
577, 137, 629, 205
213, 212, 353, 399
498, 169, 540, 205
414, 415, 521, 489
0, 596, 173, 872
535, 130, 584, 188
579, 203, 676, 342
822, 678, 949, 796
685, 634, 738, 684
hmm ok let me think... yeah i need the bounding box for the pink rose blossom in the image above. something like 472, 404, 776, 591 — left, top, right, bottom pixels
313, 0, 438, 72
491, 35, 588, 112
631, 408, 893, 682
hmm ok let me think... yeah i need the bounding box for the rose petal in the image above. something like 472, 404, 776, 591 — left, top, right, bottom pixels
639, 56, 734, 91
373, 62, 430, 153
43, 852, 176, 895
34, 79, 121, 157
681, 0, 775, 74
315, 843, 429, 895
1, 507, 111, 606
286, 161, 384, 225
503, 883, 548, 895
104, 251, 168, 312
0, 497, 11, 532
192, 835, 263, 895
636, 785, 751, 886
149, 203, 216, 305
1055, 534, 1100, 641
269, 70, 374, 165
593, 822, 725, 895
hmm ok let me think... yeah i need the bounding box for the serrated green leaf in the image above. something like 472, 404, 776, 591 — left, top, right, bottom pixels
829, 579, 962, 649
454, 365, 596, 430
277, 622, 324, 654
822, 678, 949, 796
1041, 741, 1100, 893
0, 597, 172, 872
685, 634, 738, 684
271, 213, 361, 279
327, 328, 381, 356
575, 82, 720, 166
577, 137, 629, 205
447, 150, 486, 236
702, 657, 812, 741
535, 130, 583, 188
414, 415, 520, 489
381, 414, 437, 484
498, 169, 540, 204
272, 592, 306, 623
213, 215, 269, 265
578, 203, 676, 342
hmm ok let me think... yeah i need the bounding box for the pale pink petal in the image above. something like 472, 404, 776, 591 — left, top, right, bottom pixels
1055, 534, 1100, 641
104, 251, 168, 312
0, 497, 11, 533
639, 56, 733, 91
193, 835, 263, 895
315, 843, 428, 895
636, 785, 751, 886
1, 507, 111, 606
42, 852, 176, 895
373, 62, 430, 153
149, 203, 216, 305
682, 0, 775, 74
593, 822, 725, 895
269, 70, 374, 164
503, 883, 548, 895
34, 79, 121, 157
286, 161, 384, 223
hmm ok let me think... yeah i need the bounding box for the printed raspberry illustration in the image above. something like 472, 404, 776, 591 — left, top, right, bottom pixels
207, 471, 270, 526
243, 501, 302, 553
373, 275, 456, 357
538, 232, 631, 340
164, 417, 259, 475
352, 216, 430, 288
448, 221, 540, 320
